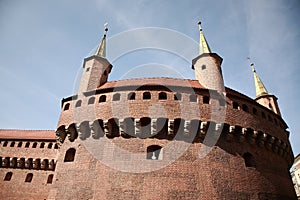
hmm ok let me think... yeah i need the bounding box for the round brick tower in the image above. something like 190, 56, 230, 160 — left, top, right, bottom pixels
49, 24, 296, 199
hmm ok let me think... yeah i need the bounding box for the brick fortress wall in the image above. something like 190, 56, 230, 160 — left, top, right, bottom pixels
52, 78, 295, 199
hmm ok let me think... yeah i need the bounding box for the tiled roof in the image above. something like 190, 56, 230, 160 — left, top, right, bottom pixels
98, 78, 252, 101
0, 129, 56, 140
98, 78, 206, 90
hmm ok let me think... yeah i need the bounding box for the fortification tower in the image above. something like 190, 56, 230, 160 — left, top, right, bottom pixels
78, 24, 112, 94
250, 62, 281, 116
49, 23, 296, 200
192, 21, 224, 94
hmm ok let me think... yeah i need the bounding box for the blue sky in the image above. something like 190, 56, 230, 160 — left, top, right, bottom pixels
0, 0, 299, 155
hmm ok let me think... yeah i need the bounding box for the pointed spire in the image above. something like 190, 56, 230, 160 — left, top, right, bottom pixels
95, 23, 108, 58
250, 62, 269, 97
198, 21, 211, 55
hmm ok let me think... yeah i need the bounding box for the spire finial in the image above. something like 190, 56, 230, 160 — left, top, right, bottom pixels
95, 23, 108, 58
247, 57, 269, 97
247, 57, 256, 72
198, 20, 211, 55
198, 20, 202, 31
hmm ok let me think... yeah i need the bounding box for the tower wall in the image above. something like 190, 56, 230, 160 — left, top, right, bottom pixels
256, 94, 281, 116
78, 56, 112, 93
192, 53, 224, 94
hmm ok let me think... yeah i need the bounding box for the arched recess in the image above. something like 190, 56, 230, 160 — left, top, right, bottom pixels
143, 92, 151, 100
174, 118, 185, 139
91, 119, 104, 139
99, 95, 106, 103
242, 104, 249, 112
47, 174, 54, 184
25, 158, 33, 169
88, 97, 95, 104
10, 157, 17, 168
158, 92, 167, 100
56, 125, 67, 144
78, 121, 91, 140
113, 93, 121, 101
189, 94, 197, 102
146, 145, 163, 160
4, 172, 13, 181
106, 118, 120, 138
33, 158, 40, 169
41, 159, 49, 170
75, 100, 82, 107
190, 119, 201, 137
140, 117, 151, 138
64, 148, 76, 162
67, 123, 78, 142
156, 118, 168, 139
25, 173, 33, 182
122, 118, 135, 138
63, 103, 70, 111
32, 142, 37, 148
128, 92, 135, 100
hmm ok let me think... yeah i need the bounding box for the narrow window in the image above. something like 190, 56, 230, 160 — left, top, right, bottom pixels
17, 141, 22, 148
48, 143, 53, 149
147, 145, 162, 160
143, 92, 151, 100
86, 67, 90, 72
242, 104, 249, 112
88, 97, 95, 105
128, 92, 135, 100
64, 148, 76, 162
243, 153, 256, 168
25, 142, 30, 148
54, 144, 59, 149
63, 103, 70, 111
10, 141, 15, 147
159, 92, 167, 100
269, 103, 273, 110
47, 174, 54, 184
189, 94, 197, 102
75, 100, 82, 107
99, 95, 106, 103
174, 93, 181, 101
203, 96, 210, 104
4, 172, 13, 181
233, 102, 239, 109
253, 108, 257, 115
113, 93, 121, 101
25, 173, 33, 182
32, 142, 37, 148
201, 65, 206, 70
40, 142, 45, 148
3, 141, 8, 147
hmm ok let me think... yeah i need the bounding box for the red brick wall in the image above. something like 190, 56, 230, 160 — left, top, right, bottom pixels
0, 140, 57, 199
54, 79, 296, 199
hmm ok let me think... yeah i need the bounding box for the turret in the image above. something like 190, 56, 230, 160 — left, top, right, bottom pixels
250, 62, 281, 116
78, 24, 112, 93
192, 21, 224, 94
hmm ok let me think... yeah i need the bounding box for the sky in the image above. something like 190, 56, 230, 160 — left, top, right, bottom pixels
0, 0, 299, 155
